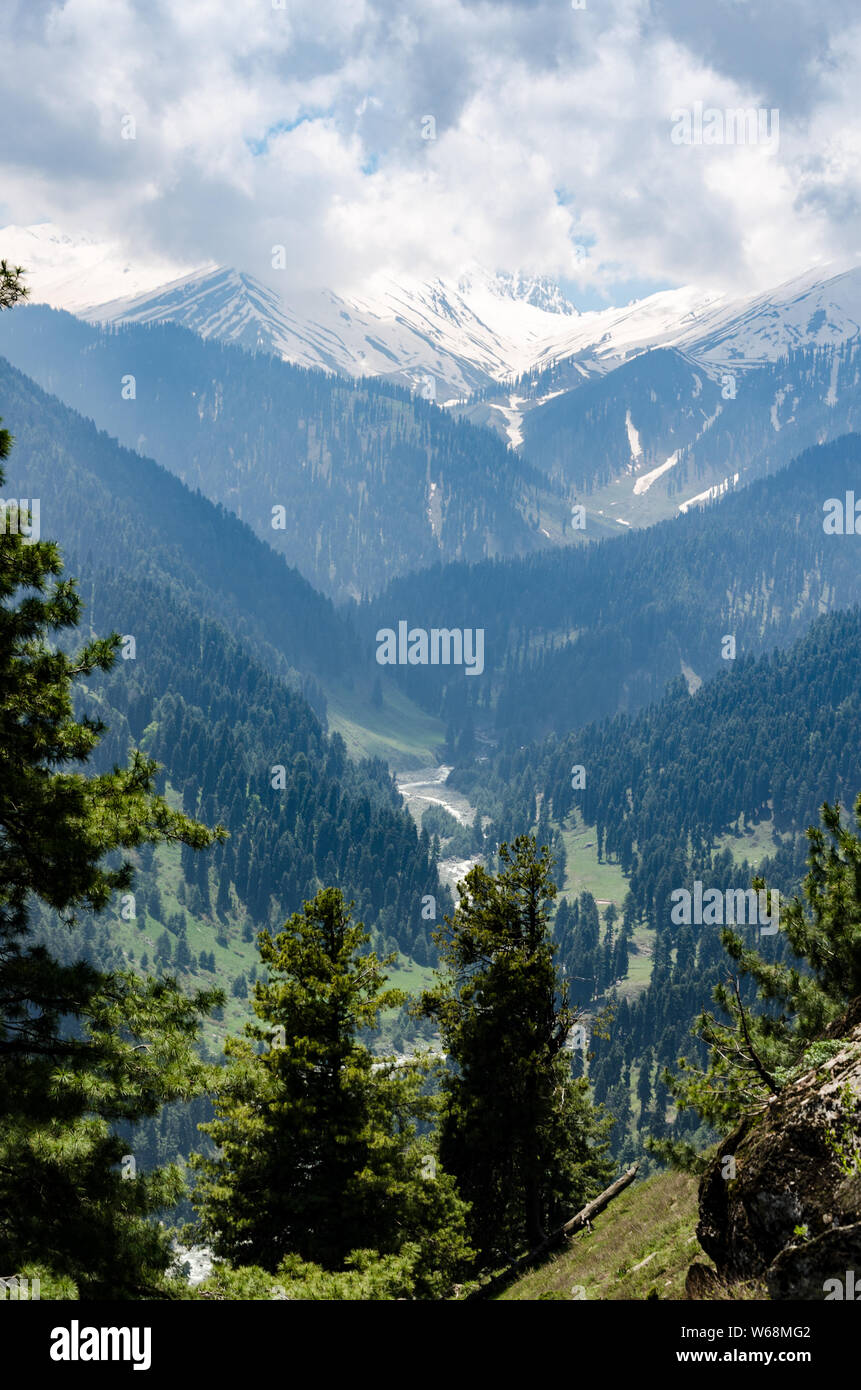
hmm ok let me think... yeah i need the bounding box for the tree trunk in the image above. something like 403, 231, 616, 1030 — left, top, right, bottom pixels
467, 1162, 640, 1300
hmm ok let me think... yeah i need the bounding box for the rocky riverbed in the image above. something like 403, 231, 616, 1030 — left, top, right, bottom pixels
395, 764, 483, 895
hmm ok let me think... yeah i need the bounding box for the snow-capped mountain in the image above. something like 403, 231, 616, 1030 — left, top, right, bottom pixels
69, 250, 861, 397
667, 260, 861, 369
4, 223, 861, 404
0, 224, 583, 399
521, 260, 861, 380
86, 263, 580, 399
4, 221, 861, 525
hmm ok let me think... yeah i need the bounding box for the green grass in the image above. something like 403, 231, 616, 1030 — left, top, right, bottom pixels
620, 923, 655, 998
713, 813, 782, 872
559, 809, 629, 906
371, 954, 439, 1053
498, 1169, 707, 1301
384, 955, 435, 997
327, 680, 446, 769
115, 865, 436, 1057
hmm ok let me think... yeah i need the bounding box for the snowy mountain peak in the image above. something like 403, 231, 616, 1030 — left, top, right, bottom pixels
454, 266, 577, 317
4, 222, 861, 403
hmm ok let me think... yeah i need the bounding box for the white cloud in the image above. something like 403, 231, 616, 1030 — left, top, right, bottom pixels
1, 0, 860, 296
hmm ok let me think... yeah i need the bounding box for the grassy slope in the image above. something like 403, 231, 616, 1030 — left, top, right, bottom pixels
115, 844, 435, 1055
326, 680, 447, 769
714, 813, 783, 872
106, 687, 445, 1057
560, 810, 630, 905
558, 810, 656, 1003
106, 781, 436, 1053
112, 835, 263, 1053
498, 1169, 707, 1301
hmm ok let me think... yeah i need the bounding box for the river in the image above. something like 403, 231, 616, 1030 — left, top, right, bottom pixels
395, 764, 483, 896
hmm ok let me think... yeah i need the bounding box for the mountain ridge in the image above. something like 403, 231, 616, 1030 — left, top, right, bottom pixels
6, 222, 861, 403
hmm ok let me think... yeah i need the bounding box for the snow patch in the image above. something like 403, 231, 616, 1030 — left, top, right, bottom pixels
678, 473, 740, 512
490, 395, 525, 448
825, 353, 840, 407
680, 659, 703, 694
633, 451, 679, 495
625, 409, 643, 461
427, 481, 442, 538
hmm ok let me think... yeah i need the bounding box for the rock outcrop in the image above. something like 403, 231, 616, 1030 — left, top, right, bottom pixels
692, 998, 861, 1299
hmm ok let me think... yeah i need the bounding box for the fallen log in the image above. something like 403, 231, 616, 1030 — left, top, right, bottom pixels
465, 1161, 640, 1300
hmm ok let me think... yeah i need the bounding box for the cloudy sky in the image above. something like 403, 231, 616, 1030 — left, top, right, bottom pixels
2, 0, 861, 304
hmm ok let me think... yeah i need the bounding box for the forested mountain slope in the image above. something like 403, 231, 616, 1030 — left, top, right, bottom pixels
462, 606, 861, 892
0, 306, 563, 600
0, 358, 450, 1013
0, 354, 456, 762
35, 562, 449, 975
452, 607, 861, 1165
364, 435, 861, 743
0, 355, 355, 698
519, 347, 723, 493
518, 340, 861, 524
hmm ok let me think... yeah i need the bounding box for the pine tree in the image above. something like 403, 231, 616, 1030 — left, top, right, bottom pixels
192, 887, 471, 1297
657, 796, 861, 1158
419, 835, 613, 1266
636, 1046, 654, 1118
0, 256, 226, 1296
0, 259, 27, 312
